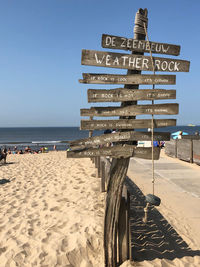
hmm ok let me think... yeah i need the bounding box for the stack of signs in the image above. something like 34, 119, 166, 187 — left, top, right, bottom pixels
67, 33, 190, 160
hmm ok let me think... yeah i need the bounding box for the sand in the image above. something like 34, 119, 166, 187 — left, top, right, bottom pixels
1, 151, 200, 267
0, 152, 104, 267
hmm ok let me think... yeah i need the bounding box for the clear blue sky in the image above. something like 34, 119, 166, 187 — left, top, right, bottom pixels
0, 0, 199, 127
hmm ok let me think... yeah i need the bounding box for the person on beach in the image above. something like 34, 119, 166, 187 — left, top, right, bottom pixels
53, 145, 57, 151
0, 147, 7, 164
178, 131, 183, 139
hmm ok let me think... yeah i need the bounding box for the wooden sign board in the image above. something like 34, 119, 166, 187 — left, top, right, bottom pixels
88, 88, 176, 102
102, 34, 180, 56
81, 103, 179, 117
79, 73, 176, 85
67, 145, 160, 160
182, 135, 200, 140
81, 50, 190, 72
69, 131, 170, 149
80, 119, 176, 130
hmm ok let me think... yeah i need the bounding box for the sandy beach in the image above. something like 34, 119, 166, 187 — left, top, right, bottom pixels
1, 150, 200, 267
0, 152, 104, 267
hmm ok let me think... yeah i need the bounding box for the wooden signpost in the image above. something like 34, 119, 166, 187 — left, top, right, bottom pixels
66, 7, 190, 267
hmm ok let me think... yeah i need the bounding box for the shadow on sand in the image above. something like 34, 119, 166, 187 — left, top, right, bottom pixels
0, 162, 16, 166
125, 176, 200, 262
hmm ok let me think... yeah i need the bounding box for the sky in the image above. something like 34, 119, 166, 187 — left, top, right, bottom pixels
0, 0, 199, 127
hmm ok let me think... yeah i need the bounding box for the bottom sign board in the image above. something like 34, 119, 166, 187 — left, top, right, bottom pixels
67, 145, 160, 160
80, 119, 176, 130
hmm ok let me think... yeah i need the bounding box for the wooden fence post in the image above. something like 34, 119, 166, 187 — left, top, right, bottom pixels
190, 139, 193, 163
175, 139, 178, 158
96, 156, 101, 178
100, 161, 106, 192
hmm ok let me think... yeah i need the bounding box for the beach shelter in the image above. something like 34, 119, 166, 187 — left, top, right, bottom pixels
171, 131, 188, 139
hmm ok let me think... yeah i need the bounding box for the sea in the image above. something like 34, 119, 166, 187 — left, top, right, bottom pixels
0, 125, 200, 151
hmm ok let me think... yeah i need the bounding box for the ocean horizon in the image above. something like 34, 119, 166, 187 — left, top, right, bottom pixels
0, 125, 200, 151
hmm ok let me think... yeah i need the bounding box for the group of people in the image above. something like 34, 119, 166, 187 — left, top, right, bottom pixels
4, 145, 49, 155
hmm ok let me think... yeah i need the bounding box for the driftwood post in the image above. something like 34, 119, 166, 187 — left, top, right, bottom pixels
104, 8, 148, 267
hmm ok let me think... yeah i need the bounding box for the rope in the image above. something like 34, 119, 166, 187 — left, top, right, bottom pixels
143, 22, 156, 223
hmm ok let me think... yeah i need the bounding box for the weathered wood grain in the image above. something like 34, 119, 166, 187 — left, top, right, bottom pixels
81, 103, 179, 117
104, 158, 130, 267
88, 88, 176, 102
66, 145, 160, 160
79, 73, 176, 85
182, 135, 200, 140
193, 140, 200, 165
177, 139, 193, 162
81, 50, 190, 72
69, 131, 170, 149
164, 139, 177, 158
102, 34, 180, 56
80, 118, 176, 130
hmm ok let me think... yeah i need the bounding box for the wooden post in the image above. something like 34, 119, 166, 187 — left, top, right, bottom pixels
89, 116, 93, 137
118, 186, 130, 264
96, 156, 101, 178
100, 161, 106, 192
190, 139, 193, 163
94, 157, 98, 168
175, 138, 178, 158
104, 8, 148, 267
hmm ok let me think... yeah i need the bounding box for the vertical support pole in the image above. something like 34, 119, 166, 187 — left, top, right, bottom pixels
175, 138, 178, 158
190, 139, 193, 163
100, 161, 106, 192
104, 9, 148, 267
89, 116, 93, 138
118, 186, 130, 263
117, 8, 148, 265
96, 156, 101, 178
95, 157, 98, 168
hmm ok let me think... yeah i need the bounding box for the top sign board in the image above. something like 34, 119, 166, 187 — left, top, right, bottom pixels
102, 34, 181, 56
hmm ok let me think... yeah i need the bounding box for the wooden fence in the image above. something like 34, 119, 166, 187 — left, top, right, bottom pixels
165, 137, 200, 165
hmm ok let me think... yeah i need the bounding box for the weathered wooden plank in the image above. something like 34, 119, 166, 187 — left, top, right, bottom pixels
102, 34, 180, 56
182, 135, 200, 140
80, 118, 176, 130
79, 73, 176, 85
81, 103, 179, 117
69, 131, 170, 149
104, 158, 130, 267
165, 140, 177, 158
81, 50, 190, 72
193, 140, 200, 165
177, 139, 192, 162
88, 88, 176, 102
66, 145, 160, 160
